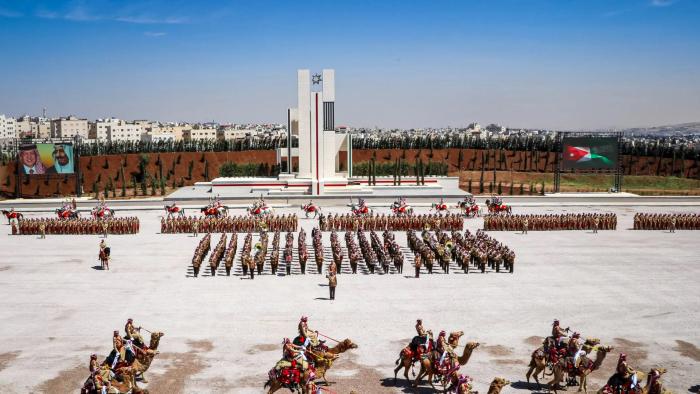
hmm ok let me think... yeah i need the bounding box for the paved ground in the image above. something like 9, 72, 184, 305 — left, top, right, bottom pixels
0, 204, 698, 394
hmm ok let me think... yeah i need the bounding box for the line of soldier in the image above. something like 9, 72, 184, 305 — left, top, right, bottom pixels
191, 234, 211, 277
240, 231, 269, 279
483, 213, 617, 232
319, 212, 464, 232
633, 213, 700, 231
13, 217, 139, 236
161, 214, 298, 234
453, 229, 515, 273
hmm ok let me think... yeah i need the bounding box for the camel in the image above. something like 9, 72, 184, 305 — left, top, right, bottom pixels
413, 332, 480, 390
82, 365, 148, 394
526, 336, 569, 387
117, 331, 164, 387
596, 368, 669, 394
394, 331, 434, 384
264, 367, 315, 394
487, 377, 512, 394
547, 340, 613, 393
309, 338, 358, 384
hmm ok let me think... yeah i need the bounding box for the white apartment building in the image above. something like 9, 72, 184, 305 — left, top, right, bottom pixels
51, 116, 89, 139
0, 115, 17, 139
158, 124, 190, 141
107, 122, 145, 142
141, 131, 175, 143
217, 128, 251, 141
90, 118, 121, 140
183, 128, 217, 141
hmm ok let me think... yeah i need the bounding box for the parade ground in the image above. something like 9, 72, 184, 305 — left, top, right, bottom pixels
0, 203, 698, 393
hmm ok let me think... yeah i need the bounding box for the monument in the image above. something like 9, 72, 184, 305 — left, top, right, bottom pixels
175, 69, 466, 199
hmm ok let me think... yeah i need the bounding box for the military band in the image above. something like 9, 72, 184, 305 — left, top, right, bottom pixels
319, 212, 464, 232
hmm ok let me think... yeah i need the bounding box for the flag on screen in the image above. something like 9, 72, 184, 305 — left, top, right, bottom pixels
564, 146, 611, 165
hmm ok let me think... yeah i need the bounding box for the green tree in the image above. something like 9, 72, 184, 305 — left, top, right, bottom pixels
187, 160, 194, 179
160, 177, 166, 195
497, 181, 502, 195
519, 183, 524, 195
509, 182, 514, 195
468, 179, 472, 193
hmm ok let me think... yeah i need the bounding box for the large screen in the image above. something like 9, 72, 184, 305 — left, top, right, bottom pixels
18, 143, 75, 175
561, 136, 618, 170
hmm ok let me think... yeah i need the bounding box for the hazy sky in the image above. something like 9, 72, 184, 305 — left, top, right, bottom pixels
0, 0, 699, 130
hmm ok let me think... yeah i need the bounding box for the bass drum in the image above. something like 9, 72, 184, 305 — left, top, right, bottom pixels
104, 247, 111, 256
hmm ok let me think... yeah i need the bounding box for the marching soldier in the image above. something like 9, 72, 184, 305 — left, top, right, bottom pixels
414, 252, 422, 278
39, 221, 46, 239
522, 217, 528, 234
593, 216, 599, 234
327, 269, 337, 300
669, 216, 676, 233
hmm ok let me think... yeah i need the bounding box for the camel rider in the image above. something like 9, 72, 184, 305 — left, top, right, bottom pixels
95, 364, 115, 394
298, 316, 319, 347
568, 332, 582, 358
125, 318, 144, 344
111, 330, 126, 368
437, 330, 456, 366
551, 319, 569, 346
275, 338, 308, 372
616, 353, 638, 388
89, 354, 99, 374
415, 319, 430, 348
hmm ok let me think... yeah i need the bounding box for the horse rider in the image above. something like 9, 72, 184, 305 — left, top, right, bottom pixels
124, 318, 144, 344
298, 316, 319, 347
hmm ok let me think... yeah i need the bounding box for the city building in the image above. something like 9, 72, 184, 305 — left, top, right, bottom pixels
217, 128, 252, 141
31, 118, 51, 139
106, 122, 145, 142
183, 128, 217, 141
51, 116, 88, 139
0, 115, 17, 140
15, 116, 32, 138
89, 118, 121, 140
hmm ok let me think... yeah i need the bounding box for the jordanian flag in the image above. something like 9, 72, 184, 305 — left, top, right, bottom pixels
564, 146, 611, 165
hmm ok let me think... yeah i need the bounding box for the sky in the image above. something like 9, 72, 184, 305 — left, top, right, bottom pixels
0, 0, 699, 130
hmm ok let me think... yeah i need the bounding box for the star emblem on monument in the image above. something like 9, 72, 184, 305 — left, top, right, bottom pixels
312, 73, 322, 85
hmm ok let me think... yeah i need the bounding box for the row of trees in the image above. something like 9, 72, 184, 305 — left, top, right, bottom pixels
350, 133, 700, 160
218, 162, 281, 177
465, 179, 547, 196
76, 136, 298, 156
352, 160, 448, 177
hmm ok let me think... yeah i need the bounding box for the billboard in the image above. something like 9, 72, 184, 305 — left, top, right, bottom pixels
561, 136, 618, 170
18, 143, 75, 175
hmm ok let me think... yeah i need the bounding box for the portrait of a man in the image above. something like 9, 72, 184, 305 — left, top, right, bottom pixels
19, 144, 54, 175
51, 144, 74, 174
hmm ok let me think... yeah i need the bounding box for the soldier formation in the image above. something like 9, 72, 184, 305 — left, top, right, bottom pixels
161, 214, 297, 234
13, 217, 139, 235
319, 212, 464, 232
633, 213, 700, 230
483, 213, 617, 232
408, 228, 515, 274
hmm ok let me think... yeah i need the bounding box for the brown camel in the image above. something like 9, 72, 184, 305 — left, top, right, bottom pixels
455, 377, 511, 394
596, 368, 668, 394
309, 338, 358, 384
264, 368, 314, 394
548, 341, 613, 393
414, 335, 480, 391
526, 336, 568, 388
117, 331, 164, 387
394, 330, 434, 385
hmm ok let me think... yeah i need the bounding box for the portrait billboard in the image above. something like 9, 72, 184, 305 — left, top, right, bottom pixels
561, 136, 618, 170
18, 143, 75, 175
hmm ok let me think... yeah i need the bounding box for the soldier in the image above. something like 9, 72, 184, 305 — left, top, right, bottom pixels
414, 252, 421, 278
522, 217, 528, 234
102, 220, 109, 238
327, 270, 337, 300
298, 316, 319, 347
437, 330, 455, 366
669, 216, 676, 233
111, 330, 125, 368
593, 215, 599, 234
615, 353, 638, 389
89, 354, 99, 374
124, 318, 144, 345
274, 338, 307, 373
39, 221, 46, 239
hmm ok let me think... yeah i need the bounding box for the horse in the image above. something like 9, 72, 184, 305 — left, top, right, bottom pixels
1, 210, 23, 224
485, 199, 512, 214
91, 207, 115, 219
456, 201, 480, 217
99, 247, 111, 270
431, 202, 449, 213
301, 203, 320, 219
201, 206, 227, 217
391, 203, 414, 217
350, 203, 372, 217
249, 204, 273, 217
164, 204, 185, 218
56, 208, 79, 219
